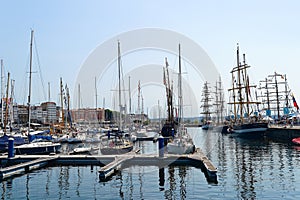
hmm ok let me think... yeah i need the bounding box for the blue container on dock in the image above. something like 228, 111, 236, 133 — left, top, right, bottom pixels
8, 137, 14, 158
158, 136, 164, 157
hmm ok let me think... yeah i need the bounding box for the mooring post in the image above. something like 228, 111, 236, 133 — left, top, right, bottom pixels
8, 138, 14, 158
158, 136, 164, 157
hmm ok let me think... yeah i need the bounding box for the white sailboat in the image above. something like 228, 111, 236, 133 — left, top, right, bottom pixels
167, 44, 195, 154
15, 30, 61, 155
100, 41, 133, 155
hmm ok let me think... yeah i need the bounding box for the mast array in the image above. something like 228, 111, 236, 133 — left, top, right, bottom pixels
228, 44, 260, 123
258, 72, 293, 119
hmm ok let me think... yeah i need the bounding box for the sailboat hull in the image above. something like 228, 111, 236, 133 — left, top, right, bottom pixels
168, 142, 195, 154
15, 142, 61, 155
167, 136, 195, 154
100, 145, 133, 155
222, 123, 268, 138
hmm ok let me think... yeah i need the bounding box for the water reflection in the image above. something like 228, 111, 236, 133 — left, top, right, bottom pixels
1, 178, 12, 200
159, 168, 165, 191
76, 167, 81, 197
165, 166, 175, 199
1, 128, 300, 199
45, 170, 51, 196
26, 174, 30, 200
58, 166, 70, 199
224, 133, 297, 198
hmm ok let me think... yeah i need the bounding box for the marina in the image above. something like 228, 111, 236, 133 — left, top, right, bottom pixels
1, 128, 300, 199
1, 2, 300, 199
0, 144, 217, 183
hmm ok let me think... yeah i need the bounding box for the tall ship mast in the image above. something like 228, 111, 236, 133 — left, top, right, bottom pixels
258, 72, 297, 119
213, 76, 225, 125
227, 44, 261, 122
200, 81, 213, 125
161, 57, 176, 138
222, 44, 268, 137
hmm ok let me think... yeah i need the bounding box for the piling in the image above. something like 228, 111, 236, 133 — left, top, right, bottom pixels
158, 136, 164, 157
8, 138, 14, 158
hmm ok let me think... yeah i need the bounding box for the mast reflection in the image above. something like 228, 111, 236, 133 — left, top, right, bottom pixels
159, 167, 165, 191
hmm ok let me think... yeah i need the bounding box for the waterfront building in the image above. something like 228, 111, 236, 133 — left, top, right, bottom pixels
71, 108, 105, 123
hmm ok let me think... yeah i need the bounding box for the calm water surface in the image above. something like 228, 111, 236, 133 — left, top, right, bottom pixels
1, 127, 300, 199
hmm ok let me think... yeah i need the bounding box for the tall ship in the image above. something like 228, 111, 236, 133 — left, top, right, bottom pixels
221, 44, 268, 137
257, 72, 298, 121
200, 81, 214, 130
213, 76, 226, 126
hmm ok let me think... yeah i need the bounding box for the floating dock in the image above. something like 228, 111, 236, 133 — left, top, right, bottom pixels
0, 148, 217, 183
0, 156, 56, 179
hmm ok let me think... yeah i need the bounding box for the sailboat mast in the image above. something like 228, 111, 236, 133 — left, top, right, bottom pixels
28, 30, 34, 133
60, 77, 64, 124
236, 45, 243, 120
117, 41, 122, 130
142, 94, 144, 125
215, 80, 219, 124
138, 80, 141, 120
274, 72, 280, 119
128, 76, 131, 114
4, 72, 9, 134
95, 77, 97, 109
78, 84, 80, 109
265, 78, 270, 112
178, 44, 183, 125
158, 100, 161, 130
48, 82, 50, 102
66, 85, 71, 127
284, 74, 289, 108
78, 84, 80, 123
218, 76, 224, 123
243, 54, 250, 116
1, 59, 4, 126
231, 69, 237, 122
10, 79, 15, 125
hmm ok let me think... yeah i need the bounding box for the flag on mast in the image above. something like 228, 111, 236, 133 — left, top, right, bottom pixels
292, 93, 299, 110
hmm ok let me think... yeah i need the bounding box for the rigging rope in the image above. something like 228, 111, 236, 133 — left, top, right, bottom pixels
34, 36, 47, 101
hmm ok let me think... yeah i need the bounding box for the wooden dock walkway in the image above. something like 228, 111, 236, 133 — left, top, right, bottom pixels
99, 155, 134, 180
0, 156, 57, 179
97, 148, 217, 182
0, 148, 217, 183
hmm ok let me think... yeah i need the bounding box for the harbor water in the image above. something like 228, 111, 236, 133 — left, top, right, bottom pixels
1, 127, 300, 199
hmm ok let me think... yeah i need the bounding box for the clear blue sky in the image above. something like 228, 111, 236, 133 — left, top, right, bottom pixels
1, 0, 299, 116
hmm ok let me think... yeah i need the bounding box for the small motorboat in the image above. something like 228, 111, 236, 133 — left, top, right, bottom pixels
292, 137, 300, 145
